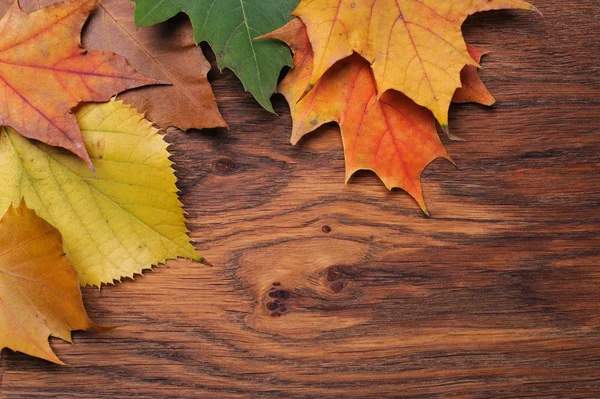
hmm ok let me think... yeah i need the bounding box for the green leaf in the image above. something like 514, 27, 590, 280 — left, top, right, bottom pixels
132, 0, 299, 112
0, 100, 201, 287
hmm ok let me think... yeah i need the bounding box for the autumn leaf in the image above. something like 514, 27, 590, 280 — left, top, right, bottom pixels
453, 45, 495, 106
264, 19, 448, 212
85, 0, 226, 130
0, 0, 156, 167
0, 0, 227, 131
292, 0, 536, 129
131, 0, 299, 112
0, 203, 97, 364
0, 100, 201, 287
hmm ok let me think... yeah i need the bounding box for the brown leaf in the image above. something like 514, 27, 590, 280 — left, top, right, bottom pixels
84, 0, 226, 130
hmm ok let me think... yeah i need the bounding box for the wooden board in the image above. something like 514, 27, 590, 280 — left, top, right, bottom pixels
1, 0, 600, 397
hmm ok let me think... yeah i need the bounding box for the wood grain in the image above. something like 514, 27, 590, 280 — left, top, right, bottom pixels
1, 0, 600, 397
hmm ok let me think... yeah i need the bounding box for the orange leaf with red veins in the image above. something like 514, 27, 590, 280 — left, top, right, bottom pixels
292, 0, 536, 129
0, 203, 98, 365
265, 19, 450, 212
0, 0, 156, 167
453, 45, 495, 106
0, 0, 227, 131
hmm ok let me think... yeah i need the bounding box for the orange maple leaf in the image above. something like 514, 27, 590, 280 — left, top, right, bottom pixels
266, 19, 496, 212
0, 0, 156, 167
265, 19, 447, 212
292, 0, 537, 130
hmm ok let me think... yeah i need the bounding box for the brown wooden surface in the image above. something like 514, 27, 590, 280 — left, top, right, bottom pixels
1, 0, 600, 397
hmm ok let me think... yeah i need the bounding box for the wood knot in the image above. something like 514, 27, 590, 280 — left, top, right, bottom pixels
268, 289, 291, 300
325, 266, 348, 293
330, 281, 345, 293
266, 282, 291, 316
326, 266, 342, 281
213, 158, 239, 175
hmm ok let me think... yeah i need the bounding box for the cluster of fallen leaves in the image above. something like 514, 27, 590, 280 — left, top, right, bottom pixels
0, 0, 535, 364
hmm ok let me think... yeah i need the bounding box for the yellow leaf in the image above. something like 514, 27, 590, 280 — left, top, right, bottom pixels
0, 100, 201, 287
292, 0, 536, 127
0, 203, 95, 365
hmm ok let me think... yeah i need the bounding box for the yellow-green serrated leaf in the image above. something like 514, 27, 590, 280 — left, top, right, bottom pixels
0, 100, 200, 287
